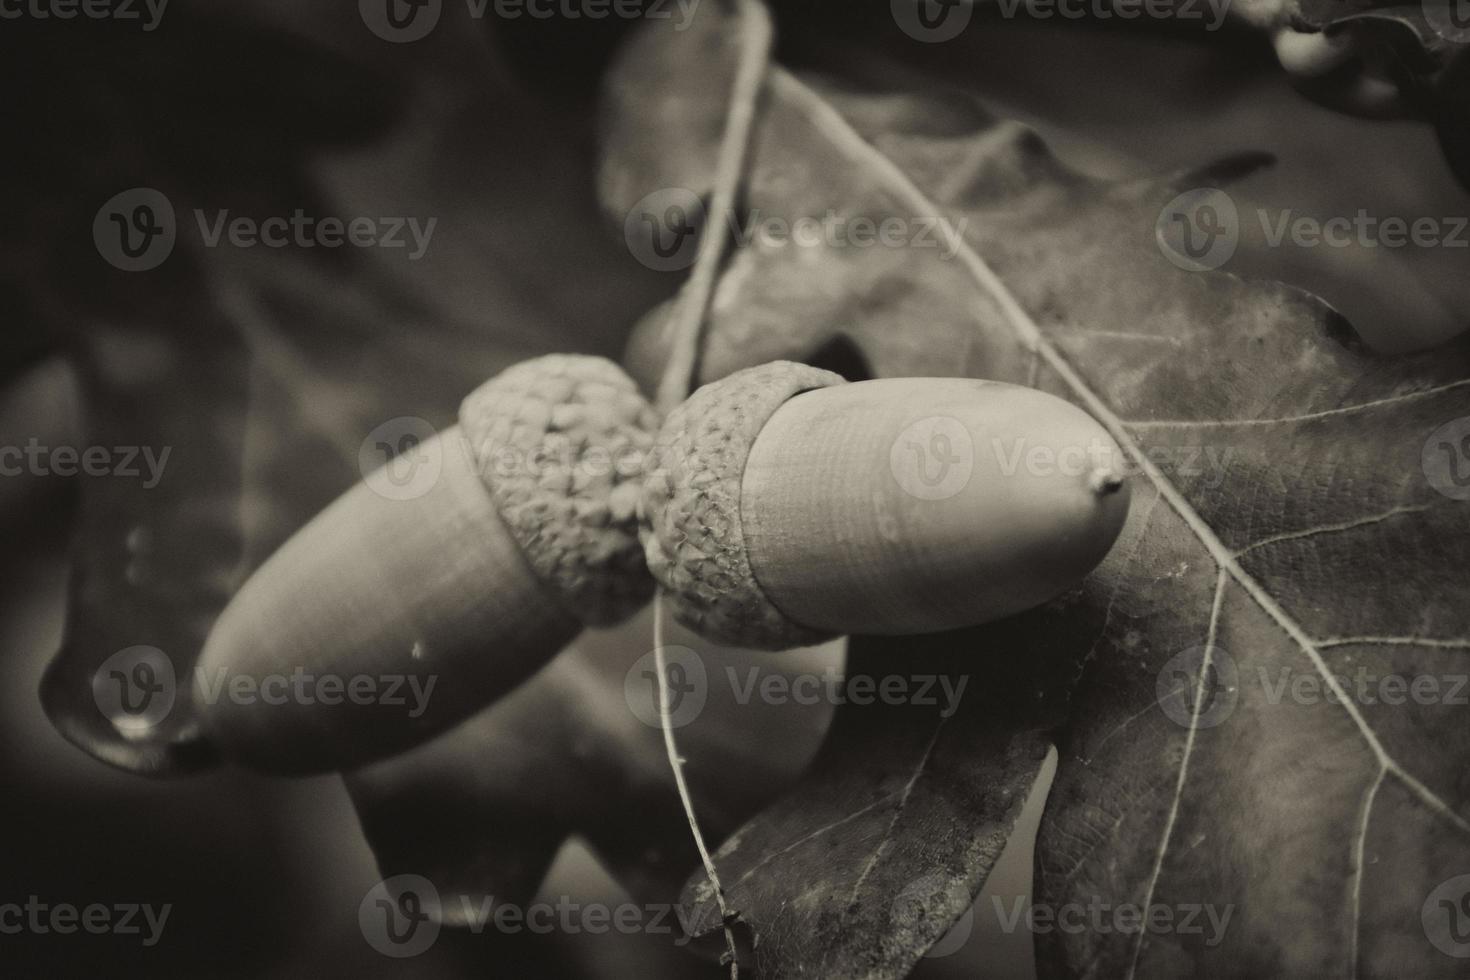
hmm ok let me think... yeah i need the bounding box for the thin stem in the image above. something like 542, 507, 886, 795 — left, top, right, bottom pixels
654, 594, 740, 978
654, 0, 773, 416
648, 2, 774, 976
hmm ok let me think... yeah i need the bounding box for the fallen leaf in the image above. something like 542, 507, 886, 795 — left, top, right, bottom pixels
602, 5, 1470, 977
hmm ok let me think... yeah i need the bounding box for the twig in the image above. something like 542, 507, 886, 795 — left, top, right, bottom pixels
654, 0, 773, 417
654, 596, 740, 978
649, 2, 774, 977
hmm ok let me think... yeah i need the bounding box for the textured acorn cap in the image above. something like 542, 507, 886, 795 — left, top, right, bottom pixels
460, 354, 661, 627
640, 360, 846, 649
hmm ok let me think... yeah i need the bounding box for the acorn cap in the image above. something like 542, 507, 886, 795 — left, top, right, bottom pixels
640, 360, 846, 649
461, 354, 661, 626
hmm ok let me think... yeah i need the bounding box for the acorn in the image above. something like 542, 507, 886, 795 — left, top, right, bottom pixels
640, 361, 1131, 650
196, 355, 660, 774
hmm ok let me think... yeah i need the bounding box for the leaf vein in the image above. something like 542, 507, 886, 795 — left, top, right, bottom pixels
1233, 504, 1434, 559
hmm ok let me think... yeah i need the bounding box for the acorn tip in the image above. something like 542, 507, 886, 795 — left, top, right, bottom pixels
1088, 467, 1125, 496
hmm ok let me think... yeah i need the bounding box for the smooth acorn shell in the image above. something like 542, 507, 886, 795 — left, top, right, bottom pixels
740, 378, 1131, 636
196, 426, 576, 774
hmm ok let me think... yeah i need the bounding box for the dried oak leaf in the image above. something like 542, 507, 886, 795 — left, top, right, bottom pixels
602, 5, 1470, 977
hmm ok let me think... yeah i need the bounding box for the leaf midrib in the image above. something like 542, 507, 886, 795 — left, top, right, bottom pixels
767, 63, 1470, 975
